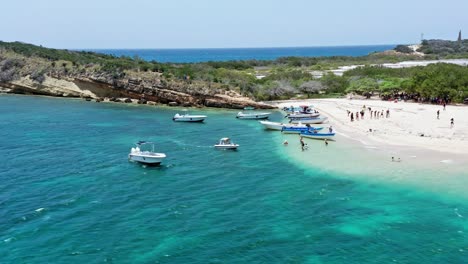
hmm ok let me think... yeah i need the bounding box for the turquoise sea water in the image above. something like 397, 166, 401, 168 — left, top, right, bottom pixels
85, 45, 395, 63
1, 95, 467, 263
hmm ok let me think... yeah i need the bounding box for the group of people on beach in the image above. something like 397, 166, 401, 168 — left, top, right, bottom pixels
436, 105, 455, 128
347, 105, 390, 122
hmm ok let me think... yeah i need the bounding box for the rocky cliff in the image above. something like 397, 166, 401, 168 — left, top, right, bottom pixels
0, 73, 272, 109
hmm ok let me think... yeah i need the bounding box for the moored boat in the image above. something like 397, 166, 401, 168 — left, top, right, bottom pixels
290, 116, 328, 124
128, 141, 166, 165
173, 113, 207, 122
244, 106, 256, 110
300, 131, 336, 140
281, 126, 324, 133
286, 112, 320, 118
214, 138, 239, 150
259, 120, 305, 130
236, 111, 270, 120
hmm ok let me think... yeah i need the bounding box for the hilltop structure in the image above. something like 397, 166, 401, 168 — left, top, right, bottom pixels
458, 30, 462, 42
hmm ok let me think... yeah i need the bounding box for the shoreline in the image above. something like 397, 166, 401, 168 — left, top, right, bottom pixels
271, 98, 468, 164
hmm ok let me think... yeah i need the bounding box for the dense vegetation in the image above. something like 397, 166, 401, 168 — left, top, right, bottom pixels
418, 39, 468, 56
344, 63, 468, 103
1, 41, 468, 103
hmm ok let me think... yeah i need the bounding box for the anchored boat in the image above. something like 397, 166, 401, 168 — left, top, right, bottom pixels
214, 138, 239, 150
300, 131, 336, 140
128, 141, 166, 165
173, 113, 207, 122
281, 126, 324, 134
236, 112, 270, 120
290, 116, 328, 124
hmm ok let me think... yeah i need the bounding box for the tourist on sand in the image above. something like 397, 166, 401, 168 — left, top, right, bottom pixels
437, 110, 440, 119
356, 112, 359, 121
451, 118, 454, 128
392, 157, 394, 162
386, 109, 390, 118
325, 139, 329, 146
350, 112, 354, 122
380, 111, 384, 118
443, 102, 446, 111
360, 110, 364, 119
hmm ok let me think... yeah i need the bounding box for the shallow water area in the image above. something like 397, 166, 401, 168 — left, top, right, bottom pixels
1, 95, 467, 263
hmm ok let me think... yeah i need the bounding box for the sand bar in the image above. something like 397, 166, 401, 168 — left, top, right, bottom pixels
273, 99, 468, 157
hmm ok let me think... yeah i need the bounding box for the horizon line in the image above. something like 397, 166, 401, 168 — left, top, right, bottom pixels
74, 43, 401, 51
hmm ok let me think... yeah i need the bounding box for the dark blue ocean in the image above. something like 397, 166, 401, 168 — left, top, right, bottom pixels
85, 45, 395, 63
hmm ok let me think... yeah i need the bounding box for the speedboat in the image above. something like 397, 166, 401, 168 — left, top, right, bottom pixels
300, 130, 336, 140
259, 120, 295, 130
259, 120, 307, 130
281, 126, 324, 134
173, 113, 207, 122
128, 141, 166, 165
290, 116, 328, 124
236, 112, 270, 120
286, 112, 320, 118
214, 138, 239, 150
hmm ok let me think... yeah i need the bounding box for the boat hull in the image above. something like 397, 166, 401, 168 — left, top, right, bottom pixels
173, 114, 207, 122
259, 121, 288, 130
128, 154, 166, 165
300, 132, 335, 140
281, 127, 324, 134
287, 113, 320, 118
236, 113, 270, 119
173, 117, 205, 122
290, 117, 328, 124
214, 144, 239, 150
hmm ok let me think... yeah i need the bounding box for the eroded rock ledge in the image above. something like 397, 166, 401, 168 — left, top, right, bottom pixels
1, 75, 273, 109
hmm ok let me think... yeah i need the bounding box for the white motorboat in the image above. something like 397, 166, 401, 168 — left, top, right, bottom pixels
128, 141, 166, 165
259, 120, 307, 130
286, 112, 320, 118
173, 113, 207, 122
214, 138, 239, 150
290, 117, 328, 124
300, 131, 336, 140
236, 111, 270, 119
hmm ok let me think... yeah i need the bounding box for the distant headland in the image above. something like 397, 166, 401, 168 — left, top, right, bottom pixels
1, 37, 467, 107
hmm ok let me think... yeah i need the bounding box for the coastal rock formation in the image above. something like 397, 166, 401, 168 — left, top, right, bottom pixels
1, 74, 273, 109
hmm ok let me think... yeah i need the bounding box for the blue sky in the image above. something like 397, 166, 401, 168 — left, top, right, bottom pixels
1, 0, 466, 48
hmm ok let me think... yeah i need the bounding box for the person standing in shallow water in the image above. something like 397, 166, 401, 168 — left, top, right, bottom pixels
300, 136, 305, 151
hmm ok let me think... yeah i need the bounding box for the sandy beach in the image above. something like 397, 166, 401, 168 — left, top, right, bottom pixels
273, 98, 468, 160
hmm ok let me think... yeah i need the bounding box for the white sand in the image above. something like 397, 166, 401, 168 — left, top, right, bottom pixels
274, 99, 468, 156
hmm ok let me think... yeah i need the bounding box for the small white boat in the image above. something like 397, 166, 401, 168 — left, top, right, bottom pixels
214, 138, 239, 150
290, 117, 328, 124
259, 120, 307, 130
286, 112, 320, 118
173, 113, 207, 122
300, 131, 336, 140
129, 141, 166, 165
236, 112, 270, 119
